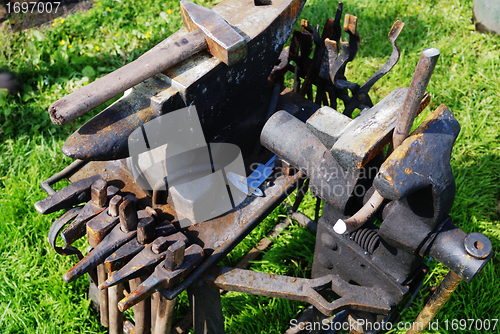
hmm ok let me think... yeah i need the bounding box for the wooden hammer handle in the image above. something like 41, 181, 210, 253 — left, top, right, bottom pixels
48, 30, 206, 126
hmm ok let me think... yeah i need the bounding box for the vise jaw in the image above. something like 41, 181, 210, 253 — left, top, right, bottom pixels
375, 104, 460, 254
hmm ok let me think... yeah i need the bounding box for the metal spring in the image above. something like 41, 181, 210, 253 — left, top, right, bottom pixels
352, 228, 380, 254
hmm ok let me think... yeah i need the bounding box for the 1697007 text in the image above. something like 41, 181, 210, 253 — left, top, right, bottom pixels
427, 318, 498, 331
6, 1, 61, 14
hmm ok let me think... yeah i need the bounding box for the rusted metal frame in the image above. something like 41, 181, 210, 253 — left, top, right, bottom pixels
102, 222, 178, 334
323, 310, 349, 334
268, 46, 290, 87
406, 271, 462, 334
159, 172, 304, 302
203, 267, 392, 316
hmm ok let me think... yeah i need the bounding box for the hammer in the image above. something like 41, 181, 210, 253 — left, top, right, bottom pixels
48, 0, 247, 126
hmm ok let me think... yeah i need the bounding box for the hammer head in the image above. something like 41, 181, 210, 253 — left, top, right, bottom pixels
180, 0, 247, 66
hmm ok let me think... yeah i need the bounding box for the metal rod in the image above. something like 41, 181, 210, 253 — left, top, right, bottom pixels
292, 178, 310, 212
333, 190, 384, 234
393, 48, 440, 148
314, 197, 321, 222
41, 159, 88, 195
97, 264, 109, 327
407, 271, 462, 334
154, 294, 177, 334
108, 271, 125, 334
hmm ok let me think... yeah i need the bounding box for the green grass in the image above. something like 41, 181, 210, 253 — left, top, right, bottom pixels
0, 0, 499, 333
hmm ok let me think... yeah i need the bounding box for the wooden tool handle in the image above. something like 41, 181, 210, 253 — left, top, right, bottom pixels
49, 30, 206, 126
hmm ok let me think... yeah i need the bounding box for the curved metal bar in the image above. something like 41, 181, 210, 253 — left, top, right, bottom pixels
344, 20, 405, 117
47, 206, 84, 259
